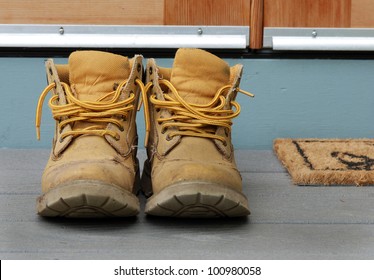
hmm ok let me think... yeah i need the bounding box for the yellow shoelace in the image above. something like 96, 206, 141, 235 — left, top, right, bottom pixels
36, 78, 253, 147
36, 79, 151, 141
141, 79, 254, 147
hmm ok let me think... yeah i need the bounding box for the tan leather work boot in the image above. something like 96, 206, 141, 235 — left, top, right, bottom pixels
141, 48, 253, 218
35, 51, 144, 217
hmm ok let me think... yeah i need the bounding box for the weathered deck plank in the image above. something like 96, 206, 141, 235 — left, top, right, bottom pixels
0, 149, 373, 259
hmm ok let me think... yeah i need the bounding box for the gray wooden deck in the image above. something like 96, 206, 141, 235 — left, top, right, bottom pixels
0, 149, 373, 259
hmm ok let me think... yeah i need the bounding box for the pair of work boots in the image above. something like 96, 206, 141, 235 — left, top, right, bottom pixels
35, 48, 253, 218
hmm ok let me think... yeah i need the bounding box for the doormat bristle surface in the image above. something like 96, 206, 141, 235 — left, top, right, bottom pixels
273, 138, 374, 186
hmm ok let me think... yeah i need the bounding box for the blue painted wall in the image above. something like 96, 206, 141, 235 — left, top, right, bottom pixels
0, 56, 373, 149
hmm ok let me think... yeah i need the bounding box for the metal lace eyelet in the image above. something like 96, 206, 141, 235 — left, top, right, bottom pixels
59, 137, 64, 143
166, 135, 172, 141
119, 126, 125, 132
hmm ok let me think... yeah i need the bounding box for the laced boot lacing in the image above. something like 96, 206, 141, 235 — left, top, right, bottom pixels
140, 79, 254, 147
36, 79, 152, 141
36, 77, 253, 146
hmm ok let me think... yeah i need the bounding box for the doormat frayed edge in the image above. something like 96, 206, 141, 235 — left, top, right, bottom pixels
273, 138, 374, 186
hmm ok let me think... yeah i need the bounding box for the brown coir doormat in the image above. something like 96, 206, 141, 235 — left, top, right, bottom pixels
273, 139, 374, 186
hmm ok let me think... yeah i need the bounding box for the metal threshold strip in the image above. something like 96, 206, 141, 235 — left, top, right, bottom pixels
264, 28, 374, 51
0, 24, 249, 49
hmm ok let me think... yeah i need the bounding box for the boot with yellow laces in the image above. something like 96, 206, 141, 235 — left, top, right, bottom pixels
35, 51, 146, 217
141, 48, 253, 218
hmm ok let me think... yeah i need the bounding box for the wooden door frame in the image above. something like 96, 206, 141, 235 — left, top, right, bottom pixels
250, 0, 264, 49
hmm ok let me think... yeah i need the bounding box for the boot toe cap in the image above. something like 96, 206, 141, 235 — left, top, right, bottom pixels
151, 159, 242, 194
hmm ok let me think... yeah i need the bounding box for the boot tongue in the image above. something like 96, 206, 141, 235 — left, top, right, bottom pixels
69, 51, 131, 101
170, 48, 230, 104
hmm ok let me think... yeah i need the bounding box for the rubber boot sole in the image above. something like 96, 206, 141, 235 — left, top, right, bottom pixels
145, 182, 250, 218
37, 180, 140, 218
